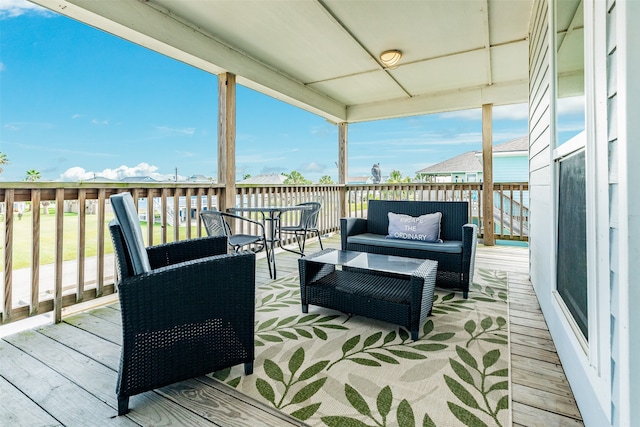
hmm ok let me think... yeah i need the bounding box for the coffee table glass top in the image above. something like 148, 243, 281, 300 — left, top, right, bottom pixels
308, 250, 430, 276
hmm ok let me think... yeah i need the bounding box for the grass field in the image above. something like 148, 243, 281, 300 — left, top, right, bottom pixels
0, 210, 199, 270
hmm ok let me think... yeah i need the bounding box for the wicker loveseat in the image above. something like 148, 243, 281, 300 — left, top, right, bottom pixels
340, 200, 477, 298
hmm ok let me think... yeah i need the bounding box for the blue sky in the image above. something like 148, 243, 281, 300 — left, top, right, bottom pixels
1, 0, 531, 183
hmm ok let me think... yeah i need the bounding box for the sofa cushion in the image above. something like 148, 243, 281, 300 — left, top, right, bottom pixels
387, 211, 442, 242
348, 233, 462, 254
110, 193, 151, 275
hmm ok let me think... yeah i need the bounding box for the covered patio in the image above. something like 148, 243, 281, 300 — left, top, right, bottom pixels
4, 0, 640, 425
1, 235, 584, 426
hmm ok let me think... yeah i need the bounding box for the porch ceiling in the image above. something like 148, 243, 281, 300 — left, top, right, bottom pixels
31, 0, 534, 123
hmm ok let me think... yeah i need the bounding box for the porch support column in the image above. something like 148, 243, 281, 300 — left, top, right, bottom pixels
338, 122, 348, 218
218, 72, 236, 212
482, 104, 495, 246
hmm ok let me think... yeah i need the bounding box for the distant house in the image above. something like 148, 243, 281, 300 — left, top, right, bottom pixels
119, 176, 159, 183
187, 174, 214, 183
237, 173, 287, 184
416, 136, 529, 183
348, 176, 374, 185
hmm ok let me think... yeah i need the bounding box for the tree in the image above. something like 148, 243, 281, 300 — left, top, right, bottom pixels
283, 170, 311, 185
318, 175, 334, 184
0, 152, 8, 174
242, 173, 252, 180
25, 169, 41, 182
386, 169, 411, 183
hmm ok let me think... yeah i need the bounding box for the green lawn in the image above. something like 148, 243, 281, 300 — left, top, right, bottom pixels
1, 211, 199, 270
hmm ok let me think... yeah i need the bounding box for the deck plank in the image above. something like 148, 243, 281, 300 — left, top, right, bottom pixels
37, 320, 121, 371
0, 338, 137, 426
0, 375, 62, 427
510, 331, 557, 352
158, 378, 309, 427
511, 369, 575, 398
63, 311, 123, 345
512, 382, 582, 419
512, 401, 584, 426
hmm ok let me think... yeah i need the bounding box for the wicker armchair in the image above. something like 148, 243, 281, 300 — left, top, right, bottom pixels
109, 193, 255, 416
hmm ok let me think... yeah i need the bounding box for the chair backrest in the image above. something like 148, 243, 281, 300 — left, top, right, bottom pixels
298, 202, 321, 229
200, 210, 232, 238
108, 219, 134, 280
110, 192, 151, 275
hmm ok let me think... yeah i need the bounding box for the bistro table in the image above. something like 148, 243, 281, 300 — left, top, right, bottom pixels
227, 205, 312, 279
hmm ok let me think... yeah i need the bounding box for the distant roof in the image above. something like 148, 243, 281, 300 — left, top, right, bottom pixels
417, 152, 482, 174
119, 176, 159, 182
83, 176, 117, 182
416, 136, 528, 174
348, 176, 374, 184
187, 174, 214, 183
237, 173, 287, 184
493, 135, 529, 153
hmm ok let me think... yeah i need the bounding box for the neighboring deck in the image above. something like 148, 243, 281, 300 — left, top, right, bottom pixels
0, 235, 583, 426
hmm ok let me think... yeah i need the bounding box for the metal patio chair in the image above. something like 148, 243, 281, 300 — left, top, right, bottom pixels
200, 209, 272, 278
279, 201, 323, 256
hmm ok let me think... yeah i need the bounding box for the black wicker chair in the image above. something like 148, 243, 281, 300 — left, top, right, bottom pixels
109, 193, 255, 416
279, 202, 323, 256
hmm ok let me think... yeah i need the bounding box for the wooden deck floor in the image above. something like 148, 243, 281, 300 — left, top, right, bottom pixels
0, 235, 583, 426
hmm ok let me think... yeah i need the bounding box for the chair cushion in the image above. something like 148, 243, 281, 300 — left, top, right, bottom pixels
386, 211, 443, 243
110, 193, 151, 275
348, 233, 462, 254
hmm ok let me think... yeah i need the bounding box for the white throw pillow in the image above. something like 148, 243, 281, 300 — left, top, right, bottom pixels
387, 211, 443, 243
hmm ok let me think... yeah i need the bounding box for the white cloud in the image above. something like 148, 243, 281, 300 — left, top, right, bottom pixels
59, 163, 178, 181
437, 103, 528, 121
557, 95, 585, 115
300, 161, 325, 173
0, 0, 51, 18
0, 62, 5, 72
493, 103, 529, 120
440, 109, 481, 121
91, 119, 109, 125
156, 125, 196, 136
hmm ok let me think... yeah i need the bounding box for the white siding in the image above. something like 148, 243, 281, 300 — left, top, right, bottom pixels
529, 0, 640, 427
606, 2, 621, 424
614, 0, 640, 425
528, 0, 552, 300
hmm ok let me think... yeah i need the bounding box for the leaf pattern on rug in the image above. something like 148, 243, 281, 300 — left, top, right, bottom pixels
321, 384, 438, 427
445, 346, 509, 427
213, 267, 509, 427
255, 313, 349, 346
257, 347, 329, 420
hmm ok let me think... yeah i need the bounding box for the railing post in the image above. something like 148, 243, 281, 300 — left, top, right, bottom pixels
31, 189, 40, 315
54, 188, 64, 323
218, 72, 236, 212
482, 104, 495, 245
3, 189, 14, 323
338, 122, 348, 219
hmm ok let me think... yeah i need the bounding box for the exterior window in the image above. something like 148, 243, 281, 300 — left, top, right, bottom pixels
556, 149, 588, 338
555, 0, 588, 341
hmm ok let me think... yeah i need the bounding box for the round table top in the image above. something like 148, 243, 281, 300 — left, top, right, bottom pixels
228, 205, 312, 213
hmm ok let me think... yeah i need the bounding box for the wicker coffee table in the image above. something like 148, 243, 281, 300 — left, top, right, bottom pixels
298, 249, 438, 340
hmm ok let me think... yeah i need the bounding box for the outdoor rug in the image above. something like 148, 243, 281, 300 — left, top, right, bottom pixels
211, 269, 509, 427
